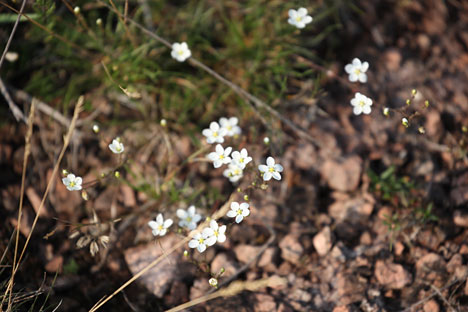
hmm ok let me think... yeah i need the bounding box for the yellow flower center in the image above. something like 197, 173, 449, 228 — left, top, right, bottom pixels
158, 225, 163, 231
359, 101, 365, 107
69, 181, 76, 187
237, 209, 242, 215
214, 230, 219, 237
219, 155, 224, 159
239, 158, 244, 163
198, 238, 205, 244
268, 167, 275, 173
213, 132, 218, 137
296, 16, 302, 22
234, 169, 241, 175
227, 125, 232, 130
186, 216, 192, 222
116, 145, 121, 152
178, 50, 184, 55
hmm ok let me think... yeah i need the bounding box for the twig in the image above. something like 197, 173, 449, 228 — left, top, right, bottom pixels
0, 0, 26, 71
165, 276, 286, 312
0, 77, 26, 123
430, 284, 456, 312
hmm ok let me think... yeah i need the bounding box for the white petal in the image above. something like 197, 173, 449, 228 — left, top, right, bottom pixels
207, 152, 218, 161
197, 244, 206, 253
362, 105, 372, 115
188, 240, 199, 248
235, 215, 243, 223
202, 129, 211, 137
361, 62, 369, 72
227, 210, 237, 218
213, 160, 222, 168
202, 227, 215, 237
258, 164, 268, 172
219, 117, 228, 127
206, 236, 217, 246
224, 146, 232, 156
272, 171, 282, 180
242, 208, 250, 217
218, 225, 226, 234
181, 42, 188, 49
164, 219, 173, 228
359, 74, 367, 83
75, 177, 82, 185
274, 164, 283, 172
240, 202, 249, 210
210, 122, 219, 131
210, 220, 218, 230
344, 64, 353, 74
229, 117, 238, 125
192, 214, 202, 223
156, 214, 163, 224
177, 209, 187, 219
172, 43, 180, 50
148, 221, 158, 230
266, 157, 275, 166
263, 172, 272, 181
159, 228, 167, 236
288, 9, 297, 18
298, 8, 308, 16
352, 58, 361, 66
215, 144, 223, 154
353, 106, 363, 115
188, 205, 196, 215
303, 15, 312, 24
231, 202, 239, 210
349, 73, 358, 82
217, 234, 226, 243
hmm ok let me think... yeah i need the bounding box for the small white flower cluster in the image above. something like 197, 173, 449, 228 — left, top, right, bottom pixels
206, 145, 252, 183
202, 117, 241, 144
344, 58, 373, 116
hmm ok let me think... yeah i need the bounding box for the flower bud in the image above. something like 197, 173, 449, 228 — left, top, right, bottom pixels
406, 99, 411, 106
183, 250, 189, 257
160, 119, 167, 127
462, 126, 467, 133
418, 126, 425, 134
263, 137, 270, 145
243, 195, 249, 201
209, 278, 218, 288
411, 89, 417, 96
402, 118, 409, 128
81, 190, 89, 201
424, 100, 429, 108
73, 6, 80, 14
96, 18, 102, 26
62, 169, 69, 176
92, 124, 100, 133
383, 107, 389, 116
114, 171, 120, 178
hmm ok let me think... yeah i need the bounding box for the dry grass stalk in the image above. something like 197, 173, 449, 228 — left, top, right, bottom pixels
2, 97, 84, 311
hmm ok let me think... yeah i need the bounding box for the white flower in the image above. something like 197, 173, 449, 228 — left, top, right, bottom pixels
223, 163, 243, 183
350, 92, 373, 115
226, 202, 250, 223
344, 58, 369, 83
188, 228, 213, 253
288, 8, 313, 29
171, 42, 191, 62
205, 220, 226, 246
62, 173, 83, 191
148, 213, 173, 237
209, 277, 218, 287
402, 117, 409, 128
219, 117, 241, 137
176, 205, 202, 230
109, 138, 124, 154
231, 148, 252, 169
202, 122, 227, 144
207, 144, 232, 168
263, 137, 270, 145
258, 157, 283, 181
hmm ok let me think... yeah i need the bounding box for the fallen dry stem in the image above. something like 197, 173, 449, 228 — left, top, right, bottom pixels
3, 97, 83, 310
0, 0, 26, 71
88, 195, 234, 311
165, 275, 286, 312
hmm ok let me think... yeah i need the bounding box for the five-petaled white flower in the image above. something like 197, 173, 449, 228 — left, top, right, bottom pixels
350, 92, 373, 115
258, 157, 283, 181
231, 148, 252, 169
176, 205, 202, 230
171, 42, 191, 62
207, 144, 232, 168
209, 277, 218, 287
202, 121, 227, 144
148, 213, 173, 237
109, 138, 124, 154
205, 220, 226, 246
223, 163, 243, 183
345, 58, 369, 83
62, 173, 83, 191
219, 117, 241, 137
188, 228, 213, 253
288, 8, 313, 29
226, 202, 250, 223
